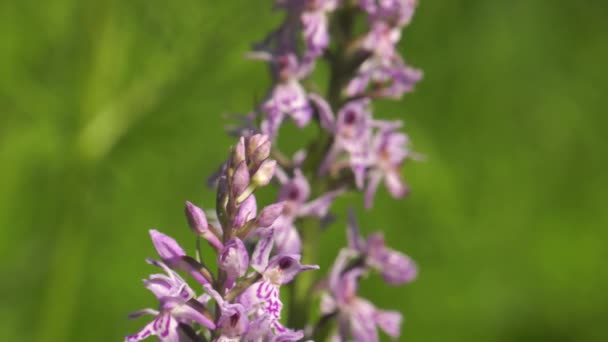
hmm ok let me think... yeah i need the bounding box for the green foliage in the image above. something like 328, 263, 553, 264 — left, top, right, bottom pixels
0, 1, 606, 341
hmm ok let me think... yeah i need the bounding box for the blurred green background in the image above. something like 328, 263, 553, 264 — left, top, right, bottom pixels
1, 1, 607, 341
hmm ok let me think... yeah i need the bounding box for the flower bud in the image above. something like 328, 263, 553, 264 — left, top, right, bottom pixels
232, 136, 246, 168
218, 238, 250, 279
251, 140, 271, 166
247, 134, 269, 156
251, 159, 276, 187
231, 161, 250, 198
185, 201, 208, 234
257, 202, 285, 227
185, 201, 224, 251
149, 229, 185, 263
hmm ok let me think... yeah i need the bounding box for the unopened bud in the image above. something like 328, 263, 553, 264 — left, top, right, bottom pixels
231, 161, 250, 198
251, 140, 271, 166
247, 134, 270, 157
185, 201, 208, 234
185, 201, 223, 251
232, 137, 246, 168
252, 159, 276, 187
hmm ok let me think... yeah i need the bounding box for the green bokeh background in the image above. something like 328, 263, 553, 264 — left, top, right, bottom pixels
1, 1, 606, 341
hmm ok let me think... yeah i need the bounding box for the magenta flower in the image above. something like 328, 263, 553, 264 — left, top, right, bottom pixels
125, 259, 216, 342
260, 53, 313, 137
316, 98, 373, 182
238, 234, 318, 337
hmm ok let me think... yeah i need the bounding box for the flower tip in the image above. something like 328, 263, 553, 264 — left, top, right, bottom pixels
185, 201, 209, 234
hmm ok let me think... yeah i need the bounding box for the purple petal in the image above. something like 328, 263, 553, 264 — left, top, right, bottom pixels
203, 284, 249, 337
273, 224, 302, 255
384, 170, 408, 199
374, 310, 402, 338
171, 302, 216, 330
251, 232, 274, 273
302, 10, 329, 59
277, 169, 310, 204
218, 237, 250, 279
238, 281, 282, 322
232, 161, 250, 198
349, 299, 379, 342
367, 234, 417, 285
125, 313, 179, 342
125, 318, 156, 342
273, 322, 305, 342
241, 315, 273, 340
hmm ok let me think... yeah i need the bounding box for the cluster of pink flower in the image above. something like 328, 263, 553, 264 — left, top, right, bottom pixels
126, 1, 421, 341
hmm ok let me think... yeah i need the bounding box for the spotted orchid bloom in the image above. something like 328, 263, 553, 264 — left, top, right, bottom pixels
238, 234, 318, 338
347, 210, 417, 284
271, 166, 342, 254
259, 53, 313, 138
312, 95, 374, 187
126, 259, 216, 342
321, 250, 403, 342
